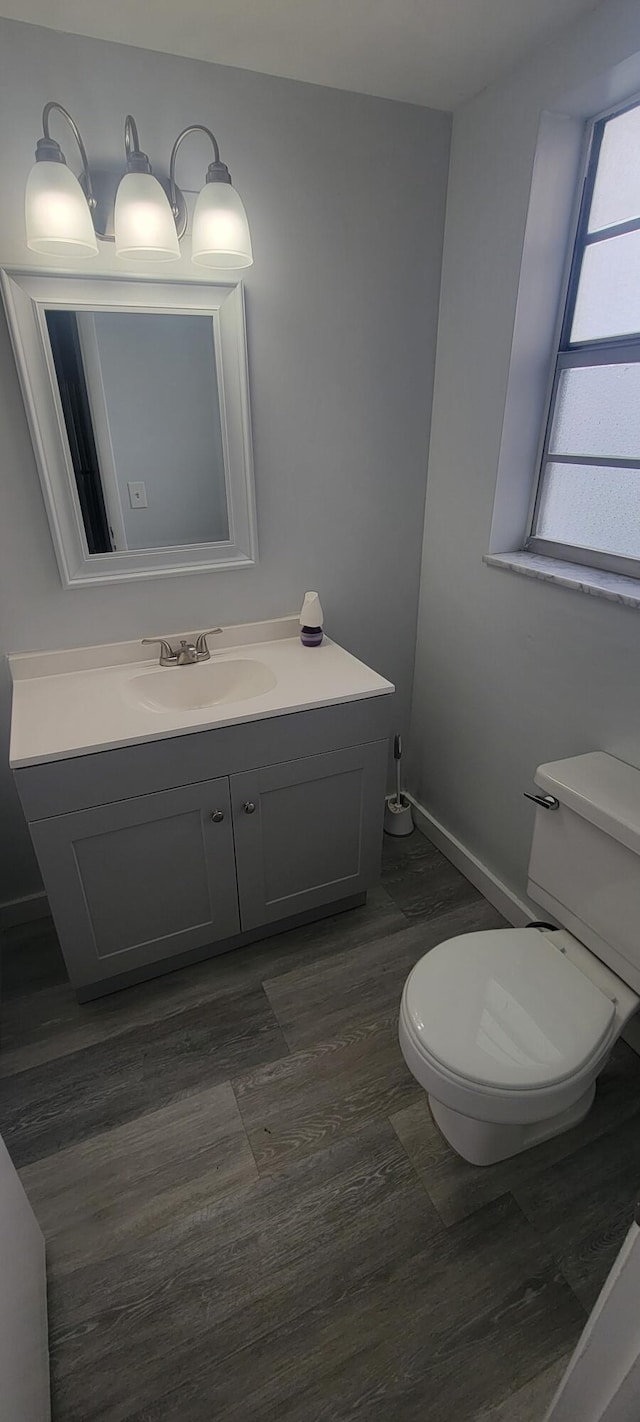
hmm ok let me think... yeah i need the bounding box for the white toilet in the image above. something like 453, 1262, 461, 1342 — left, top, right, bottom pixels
399, 752, 640, 1166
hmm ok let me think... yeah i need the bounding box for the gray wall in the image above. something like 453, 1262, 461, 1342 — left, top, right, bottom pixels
0, 17, 450, 905
409, 0, 640, 906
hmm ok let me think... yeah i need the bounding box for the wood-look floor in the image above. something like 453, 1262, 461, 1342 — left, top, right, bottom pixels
2, 830, 640, 1421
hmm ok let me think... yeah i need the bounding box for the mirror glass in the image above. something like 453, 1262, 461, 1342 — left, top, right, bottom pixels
45, 309, 229, 555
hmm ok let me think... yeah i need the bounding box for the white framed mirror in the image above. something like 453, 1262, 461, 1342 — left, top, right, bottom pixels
1, 271, 257, 586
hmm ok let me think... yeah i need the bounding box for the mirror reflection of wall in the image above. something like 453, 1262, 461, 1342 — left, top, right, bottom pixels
45, 310, 229, 556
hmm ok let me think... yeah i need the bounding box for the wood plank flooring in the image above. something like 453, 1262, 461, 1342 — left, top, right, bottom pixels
2, 829, 640, 1420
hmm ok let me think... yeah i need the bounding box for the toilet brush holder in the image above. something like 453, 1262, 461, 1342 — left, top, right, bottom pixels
384, 794, 414, 837
384, 733, 414, 835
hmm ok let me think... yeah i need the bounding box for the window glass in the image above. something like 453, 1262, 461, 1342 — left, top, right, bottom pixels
571, 227, 640, 342
588, 104, 640, 233
549, 363, 640, 461
537, 462, 640, 559
532, 97, 640, 574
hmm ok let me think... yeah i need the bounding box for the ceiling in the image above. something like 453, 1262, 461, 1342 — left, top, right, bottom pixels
0, 0, 603, 110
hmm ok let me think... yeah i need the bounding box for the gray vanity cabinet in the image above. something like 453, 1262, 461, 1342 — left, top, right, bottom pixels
232, 743, 385, 930
16, 697, 391, 997
29, 777, 240, 989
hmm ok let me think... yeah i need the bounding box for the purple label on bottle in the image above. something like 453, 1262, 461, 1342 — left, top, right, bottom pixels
300, 626, 323, 647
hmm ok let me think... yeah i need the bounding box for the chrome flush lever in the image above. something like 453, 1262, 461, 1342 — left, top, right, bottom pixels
523, 792, 560, 810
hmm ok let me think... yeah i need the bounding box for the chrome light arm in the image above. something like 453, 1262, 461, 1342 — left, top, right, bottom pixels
39, 101, 96, 211
168, 124, 232, 222
120, 114, 187, 239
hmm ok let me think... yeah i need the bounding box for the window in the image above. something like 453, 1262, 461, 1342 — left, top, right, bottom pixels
529, 99, 640, 577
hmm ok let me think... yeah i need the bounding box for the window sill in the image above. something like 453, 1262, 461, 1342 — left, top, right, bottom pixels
484, 551, 640, 610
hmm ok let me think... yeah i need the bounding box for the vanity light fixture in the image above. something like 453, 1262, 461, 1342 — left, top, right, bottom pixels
114, 116, 181, 262
25, 105, 253, 268
25, 102, 99, 258
169, 125, 253, 269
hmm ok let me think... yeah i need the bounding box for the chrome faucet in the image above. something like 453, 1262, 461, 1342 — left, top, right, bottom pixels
175, 639, 200, 666
142, 629, 223, 667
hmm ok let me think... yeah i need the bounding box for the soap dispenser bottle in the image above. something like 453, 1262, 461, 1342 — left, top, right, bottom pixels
299, 591, 324, 647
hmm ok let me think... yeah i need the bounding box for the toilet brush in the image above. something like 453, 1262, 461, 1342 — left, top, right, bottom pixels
384, 734, 414, 836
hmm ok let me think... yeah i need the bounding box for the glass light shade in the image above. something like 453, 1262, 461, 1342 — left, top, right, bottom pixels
114, 171, 180, 261
25, 160, 98, 257
191, 182, 253, 268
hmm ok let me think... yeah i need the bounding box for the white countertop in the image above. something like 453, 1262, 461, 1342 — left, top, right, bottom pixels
9, 617, 394, 768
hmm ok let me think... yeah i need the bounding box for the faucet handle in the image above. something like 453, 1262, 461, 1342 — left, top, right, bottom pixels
142, 637, 177, 666
195, 628, 223, 659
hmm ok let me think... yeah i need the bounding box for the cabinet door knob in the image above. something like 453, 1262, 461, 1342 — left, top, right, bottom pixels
211, 810, 224, 823
243, 801, 256, 815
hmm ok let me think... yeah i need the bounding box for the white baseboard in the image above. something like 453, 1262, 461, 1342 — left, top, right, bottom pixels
622, 1016, 640, 1056
0, 891, 49, 930
407, 794, 535, 927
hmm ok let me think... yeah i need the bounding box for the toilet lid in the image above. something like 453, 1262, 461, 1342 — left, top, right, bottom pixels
404, 928, 616, 1091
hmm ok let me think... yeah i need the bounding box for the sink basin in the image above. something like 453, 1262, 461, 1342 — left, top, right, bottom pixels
128, 658, 278, 712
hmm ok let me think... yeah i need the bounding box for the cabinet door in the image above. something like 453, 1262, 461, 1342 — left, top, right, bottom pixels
29, 778, 239, 991
231, 741, 387, 930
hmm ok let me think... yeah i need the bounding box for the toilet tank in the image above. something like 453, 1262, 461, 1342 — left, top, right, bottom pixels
527, 752, 640, 994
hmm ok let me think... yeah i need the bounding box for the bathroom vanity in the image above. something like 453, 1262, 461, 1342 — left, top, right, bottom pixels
10, 618, 393, 998
3, 275, 394, 1001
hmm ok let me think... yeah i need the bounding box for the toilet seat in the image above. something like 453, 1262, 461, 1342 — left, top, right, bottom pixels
403, 928, 616, 1095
